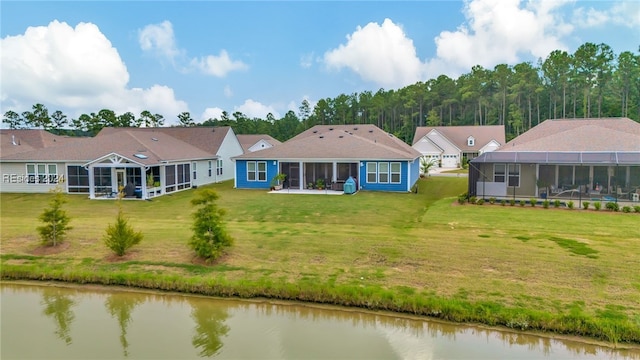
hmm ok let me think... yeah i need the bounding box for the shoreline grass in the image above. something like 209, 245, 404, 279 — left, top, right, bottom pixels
2, 178, 639, 345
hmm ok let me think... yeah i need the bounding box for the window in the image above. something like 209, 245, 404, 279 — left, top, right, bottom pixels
165, 165, 176, 192
176, 163, 191, 190
67, 165, 89, 193
247, 161, 266, 182
390, 163, 401, 183
494, 164, 506, 182
467, 137, 475, 146
192, 162, 197, 180
26, 163, 58, 184
508, 164, 520, 187
366, 162, 377, 183
208, 161, 212, 177
378, 162, 389, 183
94, 167, 111, 191
217, 159, 223, 176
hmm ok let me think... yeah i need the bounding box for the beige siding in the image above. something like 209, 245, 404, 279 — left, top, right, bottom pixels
0, 161, 63, 193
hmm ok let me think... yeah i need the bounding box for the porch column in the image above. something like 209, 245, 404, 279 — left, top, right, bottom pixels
332, 162, 337, 183
299, 161, 304, 190
88, 165, 95, 199
141, 166, 148, 199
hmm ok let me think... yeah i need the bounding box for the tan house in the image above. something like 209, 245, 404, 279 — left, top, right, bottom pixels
412, 125, 505, 168
469, 118, 640, 202
0, 127, 243, 199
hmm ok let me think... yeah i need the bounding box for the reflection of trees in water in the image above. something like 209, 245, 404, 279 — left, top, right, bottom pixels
40, 288, 76, 345
189, 299, 230, 357
105, 294, 144, 357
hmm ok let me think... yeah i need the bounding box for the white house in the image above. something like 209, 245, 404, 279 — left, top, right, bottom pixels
0, 127, 243, 199
412, 125, 505, 168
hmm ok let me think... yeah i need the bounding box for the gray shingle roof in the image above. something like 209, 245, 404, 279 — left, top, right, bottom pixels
234, 124, 421, 160
500, 118, 640, 152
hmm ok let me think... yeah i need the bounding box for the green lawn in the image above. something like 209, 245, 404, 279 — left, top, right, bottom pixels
2, 177, 639, 343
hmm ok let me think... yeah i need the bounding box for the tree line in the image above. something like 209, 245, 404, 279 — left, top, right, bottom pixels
3, 42, 639, 143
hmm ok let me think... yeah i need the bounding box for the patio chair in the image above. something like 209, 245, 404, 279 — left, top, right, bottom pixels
616, 188, 629, 199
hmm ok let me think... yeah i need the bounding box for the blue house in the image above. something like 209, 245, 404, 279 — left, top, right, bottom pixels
233, 125, 422, 192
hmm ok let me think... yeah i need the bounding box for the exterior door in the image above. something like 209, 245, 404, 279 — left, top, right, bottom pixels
116, 169, 126, 190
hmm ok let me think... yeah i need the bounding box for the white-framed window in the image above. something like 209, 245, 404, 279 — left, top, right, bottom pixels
378, 162, 389, 183
390, 162, 401, 183
192, 162, 197, 180
208, 161, 212, 177
366, 162, 377, 183
467, 137, 475, 146
494, 164, 506, 183
508, 164, 520, 187
247, 161, 266, 181
26, 163, 58, 184
67, 165, 89, 193
217, 159, 223, 176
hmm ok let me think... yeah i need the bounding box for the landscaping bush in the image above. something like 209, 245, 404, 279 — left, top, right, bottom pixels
469, 196, 477, 205
529, 198, 536, 207
476, 198, 485, 205
542, 200, 550, 209
594, 201, 602, 211
582, 201, 590, 210
510, 199, 516, 206
489, 197, 496, 204
553, 199, 561, 208
605, 202, 619, 212
500, 199, 506, 206
634, 205, 640, 213
519, 200, 525, 207
457, 192, 468, 204
567, 201, 574, 210
622, 206, 631, 213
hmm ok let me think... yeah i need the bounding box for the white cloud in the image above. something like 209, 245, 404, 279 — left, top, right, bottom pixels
224, 85, 233, 98
300, 52, 314, 68
191, 50, 248, 77
200, 107, 224, 121
324, 18, 426, 88
138, 20, 181, 62
0, 20, 188, 125
572, 0, 640, 28
432, 0, 572, 73
235, 99, 280, 119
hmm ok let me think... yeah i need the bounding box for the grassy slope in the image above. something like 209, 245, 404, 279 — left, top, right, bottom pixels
2, 178, 639, 342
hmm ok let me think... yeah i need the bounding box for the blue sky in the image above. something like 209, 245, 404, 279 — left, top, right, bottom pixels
1, 1, 638, 126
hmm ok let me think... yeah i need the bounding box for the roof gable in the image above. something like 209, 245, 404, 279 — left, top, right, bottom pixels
413, 125, 505, 151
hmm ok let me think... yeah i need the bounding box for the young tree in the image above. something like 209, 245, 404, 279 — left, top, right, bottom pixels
104, 199, 143, 256
37, 187, 72, 246
189, 189, 232, 261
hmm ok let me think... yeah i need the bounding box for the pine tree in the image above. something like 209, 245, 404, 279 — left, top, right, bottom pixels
37, 187, 72, 246
104, 200, 143, 256
189, 189, 233, 261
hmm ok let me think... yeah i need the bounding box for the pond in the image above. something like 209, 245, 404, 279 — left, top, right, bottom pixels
1, 283, 637, 359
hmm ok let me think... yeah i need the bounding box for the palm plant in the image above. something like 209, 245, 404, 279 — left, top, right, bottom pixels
420, 157, 435, 177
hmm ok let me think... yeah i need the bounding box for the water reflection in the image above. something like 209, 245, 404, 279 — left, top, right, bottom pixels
188, 298, 230, 357
40, 287, 76, 345
104, 294, 143, 357
1, 283, 637, 360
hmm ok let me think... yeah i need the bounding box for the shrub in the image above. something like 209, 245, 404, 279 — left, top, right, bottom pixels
634, 205, 640, 213
190, 188, 233, 261
489, 197, 496, 204
529, 198, 536, 207
476, 198, 485, 205
542, 200, 550, 209
553, 199, 561, 208
104, 202, 143, 256
567, 201, 574, 210
594, 201, 602, 211
519, 200, 525, 207
457, 193, 468, 204
510, 199, 516, 206
622, 206, 631, 213
582, 201, 590, 210
37, 187, 72, 247
500, 199, 506, 206
605, 202, 619, 212
469, 196, 477, 205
